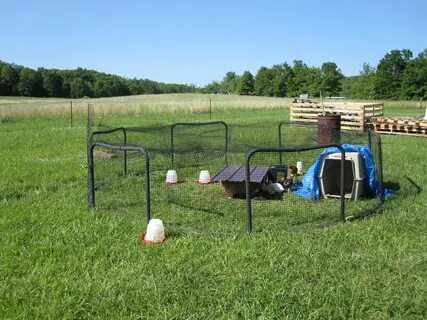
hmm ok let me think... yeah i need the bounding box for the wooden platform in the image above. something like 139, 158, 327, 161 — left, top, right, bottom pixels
372, 117, 427, 137
290, 101, 384, 131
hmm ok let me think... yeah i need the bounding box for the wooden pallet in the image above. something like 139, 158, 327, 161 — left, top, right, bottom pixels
372, 117, 427, 137
290, 102, 384, 131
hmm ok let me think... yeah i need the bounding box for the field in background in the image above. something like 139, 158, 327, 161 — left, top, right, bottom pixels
1, 93, 425, 119
1, 94, 426, 319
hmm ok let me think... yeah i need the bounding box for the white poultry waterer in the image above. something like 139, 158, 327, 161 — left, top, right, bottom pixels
142, 219, 165, 244
198, 170, 211, 184
165, 170, 178, 184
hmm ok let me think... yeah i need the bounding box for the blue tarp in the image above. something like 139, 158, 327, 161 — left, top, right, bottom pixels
292, 144, 393, 199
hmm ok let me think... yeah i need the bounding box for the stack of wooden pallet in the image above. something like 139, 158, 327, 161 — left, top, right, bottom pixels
290, 101, 384, 130
372, 117, 427, 137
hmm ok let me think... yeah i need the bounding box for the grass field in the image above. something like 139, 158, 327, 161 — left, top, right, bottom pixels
1, 94, 426, 319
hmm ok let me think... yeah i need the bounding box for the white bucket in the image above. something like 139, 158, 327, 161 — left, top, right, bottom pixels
198, 170, 211, 184
296, 161, 303, 174
165, 170, 178, 184
145, 219, 165, 243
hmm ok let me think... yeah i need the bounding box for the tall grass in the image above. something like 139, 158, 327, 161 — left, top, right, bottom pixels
2, 94, 424, 121
0, 94, 293, 119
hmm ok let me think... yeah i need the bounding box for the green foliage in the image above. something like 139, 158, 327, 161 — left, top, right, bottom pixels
203, 80, 221, 94
400, 53, 427, 99
271, 63, 293, 97
373, 49, 412, 99
93, 75, 129, 98
289, 60, 322, 97
220, 71, 239, 94
0, 61, 20, 95
17, 68, 44, 97
0, 61, 196, 98
210, 48, 427, 100
237, 71, 254, 95
320, 62, 344, 97
254, 66, 276, 96
40, 68, 64, 97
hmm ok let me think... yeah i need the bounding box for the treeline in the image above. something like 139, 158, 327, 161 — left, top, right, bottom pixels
202, 61, 343, 98
204, 48, 427, 100
341, 49, 427, 100
0, 61, 196, 98
2, 48, 426, 100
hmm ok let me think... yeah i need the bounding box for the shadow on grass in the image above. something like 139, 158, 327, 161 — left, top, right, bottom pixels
404, 176, 422, 194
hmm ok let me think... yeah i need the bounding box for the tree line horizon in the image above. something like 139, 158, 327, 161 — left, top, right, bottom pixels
1, 48, 426, 100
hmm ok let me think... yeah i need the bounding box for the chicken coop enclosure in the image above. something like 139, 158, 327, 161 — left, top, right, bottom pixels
86, 107, 384, 234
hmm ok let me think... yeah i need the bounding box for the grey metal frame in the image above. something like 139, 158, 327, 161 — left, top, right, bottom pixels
170, 121, 229, 168
87, 142, 151, 224
277, 121, 336, 164
245, 144, 346, 233
92, 127, 128, 174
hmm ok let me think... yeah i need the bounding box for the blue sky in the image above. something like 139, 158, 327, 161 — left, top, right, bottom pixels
1, 0, 426, 85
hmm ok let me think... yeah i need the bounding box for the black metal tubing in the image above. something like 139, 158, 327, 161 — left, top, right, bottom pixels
88, 142, 151, 224
277, 121, 332, 164
376, 134, 385, 203
367, 129, 372, 150
92, 127, 128, 175
245, 144, 346, 233
170, 121, 229, 168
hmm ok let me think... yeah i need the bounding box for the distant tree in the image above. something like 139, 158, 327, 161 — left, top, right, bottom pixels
40, 68, 64, 97
373, 49, 412, 99
220, 71, 239, 94
320, 62, 344, 97
237, 71, 254, 95
204, 81, 221, 94
340, 76, 357, 98
271, 63, 293, 97
352, 63, 376, 99
69, 77, 92, 98
93, 75, 129, 97
18, 68, 44, 96
289, 60, 321, 97
0, 62, 19, 95
254, 66, 276, 96
400, 50, 427, 99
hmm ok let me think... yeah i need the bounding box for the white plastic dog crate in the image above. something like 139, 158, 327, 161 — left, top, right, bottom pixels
319, 152, 366, 200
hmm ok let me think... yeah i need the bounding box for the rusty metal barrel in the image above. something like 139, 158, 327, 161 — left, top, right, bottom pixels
317, 113, 341, 144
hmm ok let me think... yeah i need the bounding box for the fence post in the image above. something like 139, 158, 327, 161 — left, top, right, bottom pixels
70, 101, 73, 127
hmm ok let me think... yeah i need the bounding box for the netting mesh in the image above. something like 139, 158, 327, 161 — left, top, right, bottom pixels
87, 107, 384, 235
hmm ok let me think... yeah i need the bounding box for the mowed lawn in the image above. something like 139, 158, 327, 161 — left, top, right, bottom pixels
1, 94, 426, 319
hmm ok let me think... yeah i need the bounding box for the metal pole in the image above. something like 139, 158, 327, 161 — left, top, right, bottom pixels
245, 156, 252, 233
224, 123, 228, 165
89, 143, 151, 221
209, 98, 212, 120
170, 125, 175, 168
70, 101, 73, 127
123, 128, 128, 175
377, 135, 385, 203
145, 152, 151, 223
368, 129, 372, 151
278, 123, 283, 165
88, 144, 95, 207
244, 144, 346, 232
339, 147, 345, 221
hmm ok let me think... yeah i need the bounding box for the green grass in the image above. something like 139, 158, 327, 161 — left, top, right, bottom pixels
1, 95, 426, 319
